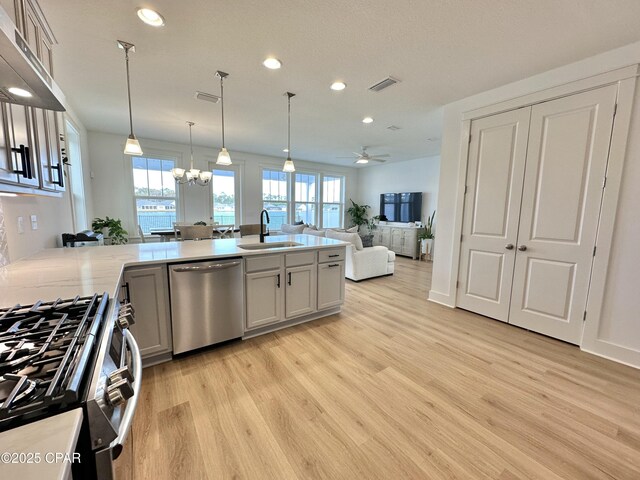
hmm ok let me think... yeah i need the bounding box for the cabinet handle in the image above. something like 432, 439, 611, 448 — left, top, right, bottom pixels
276, 274, 281, 288
11, 144, 29, 178
328, 254, 340, 258
24, 146, 33, 179
288, 272, 292, 286
53, 163, 64, 188
328, 263, 340, 268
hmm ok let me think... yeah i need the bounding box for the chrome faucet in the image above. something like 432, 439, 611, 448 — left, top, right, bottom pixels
260, 209, 270, 243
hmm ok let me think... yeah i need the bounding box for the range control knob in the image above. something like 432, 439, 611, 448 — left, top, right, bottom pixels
106, 378, 134, 407
108, 366, 133, 385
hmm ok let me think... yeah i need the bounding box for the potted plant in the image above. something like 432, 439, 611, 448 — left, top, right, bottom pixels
418, 211, 436, 259
346, 199, 375, 247
92, 217, 128, 245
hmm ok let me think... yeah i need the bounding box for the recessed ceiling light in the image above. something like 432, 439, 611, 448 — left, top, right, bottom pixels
263, 57, 282, 69
330, 81, 346, 91
283, 148, 289, 153
362, 117, 374, 124
8, 87, 32, 98
137, 8, 165, 27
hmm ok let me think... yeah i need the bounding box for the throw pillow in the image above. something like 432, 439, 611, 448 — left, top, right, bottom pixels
325, 229, 364, 250
294, 220, 305, 225
303, 227, 326, 237
281, 224, 306, 234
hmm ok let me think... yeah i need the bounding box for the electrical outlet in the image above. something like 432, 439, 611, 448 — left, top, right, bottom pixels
17, 216, 24, 234
30, 215, 38, 230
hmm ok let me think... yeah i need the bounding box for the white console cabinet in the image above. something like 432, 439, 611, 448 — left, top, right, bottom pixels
373, 224, 422, 260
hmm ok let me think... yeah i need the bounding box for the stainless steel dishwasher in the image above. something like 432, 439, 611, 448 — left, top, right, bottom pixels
169, 257, 244, 354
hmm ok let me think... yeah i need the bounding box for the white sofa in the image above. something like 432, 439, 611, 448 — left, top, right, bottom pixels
345, 244, 395, 281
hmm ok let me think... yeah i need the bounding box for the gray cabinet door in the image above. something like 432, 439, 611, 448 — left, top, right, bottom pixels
246, 268, 284, 329
0, 104, 20, 184
285, 264, 317, 319
6, 103, 39, 187
31, 108, 55, 190
123, 265, 172, 360
317, 261, 345, 309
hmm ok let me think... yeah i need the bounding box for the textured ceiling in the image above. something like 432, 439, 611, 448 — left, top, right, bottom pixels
39, 0, 640, 167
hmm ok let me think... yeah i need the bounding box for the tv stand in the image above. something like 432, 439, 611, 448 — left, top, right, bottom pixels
372, 223, 423, 260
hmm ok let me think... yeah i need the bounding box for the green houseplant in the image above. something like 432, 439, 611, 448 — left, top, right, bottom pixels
92, 217, 128, 245
346, 199, 375, 247
418, 211, 436, 258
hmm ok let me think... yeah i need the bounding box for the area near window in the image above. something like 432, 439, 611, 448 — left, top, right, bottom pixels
132, 156, 177, 234
211, 167, 240, 226
321, 175, 344, 228
294, 172, 317, 225
262, 169, 288, 230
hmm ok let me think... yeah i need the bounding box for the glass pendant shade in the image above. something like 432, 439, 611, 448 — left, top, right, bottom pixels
171, 167, 185, 179
124, 135, 143, 156
216, 147, 232, 166
199, 171, 212, 182
283, 158, 295, 172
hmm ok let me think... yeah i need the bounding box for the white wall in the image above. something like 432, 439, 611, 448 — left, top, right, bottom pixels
0, 106, 92, 262
87, 131, 359, 236
355, 155, 440, 223
430, 40, 640, 367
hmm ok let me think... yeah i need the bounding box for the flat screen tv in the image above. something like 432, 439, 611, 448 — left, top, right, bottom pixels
380, 192, 422, 223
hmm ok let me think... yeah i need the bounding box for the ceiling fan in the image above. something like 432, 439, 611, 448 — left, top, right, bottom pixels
338, 146, 390, 164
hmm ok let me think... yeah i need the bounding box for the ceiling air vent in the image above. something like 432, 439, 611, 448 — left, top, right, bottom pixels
194, 91, 220, 103
387, 125, 401, 131
369, 76, 400, 92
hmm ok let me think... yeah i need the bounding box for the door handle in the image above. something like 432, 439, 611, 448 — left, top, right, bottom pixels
288, 272, 292, 286
505, 244, 514, 250
518, 245, 527, 251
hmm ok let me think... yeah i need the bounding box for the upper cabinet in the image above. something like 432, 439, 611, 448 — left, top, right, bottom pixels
0, 0, 66, 195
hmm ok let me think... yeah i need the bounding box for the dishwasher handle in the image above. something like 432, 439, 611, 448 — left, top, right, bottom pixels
172, 261, 241, 272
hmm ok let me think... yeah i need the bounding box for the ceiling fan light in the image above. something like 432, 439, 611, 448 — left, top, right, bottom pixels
283, 159, 295, 172
216, 147, 232, 165
356, 158, 369, 164
124, 135, 143, 156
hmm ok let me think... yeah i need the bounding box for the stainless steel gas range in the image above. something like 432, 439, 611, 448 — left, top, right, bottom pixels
0, 293, 141, 479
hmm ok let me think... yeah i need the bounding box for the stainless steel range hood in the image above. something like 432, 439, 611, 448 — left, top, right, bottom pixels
0, 6, 65, 111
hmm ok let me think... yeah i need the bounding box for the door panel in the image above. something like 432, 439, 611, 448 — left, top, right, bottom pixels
245, 269, 283, 329
0, 103, 19, 184
6, 103, 38, 187
32, 108, 54, 190
509, 85, 617, 343
285, 265, 316, 319
457, 107, 531, 321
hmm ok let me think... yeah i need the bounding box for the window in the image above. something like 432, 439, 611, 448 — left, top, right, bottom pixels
321, 175, 345, 228
211, 167, 240, 226
294, 173, 318, 226
132, 156, 177, 234
65, 120, 88, 231
262, 169, 289, 230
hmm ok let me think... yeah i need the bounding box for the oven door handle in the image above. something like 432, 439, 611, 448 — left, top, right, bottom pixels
110, 329, 142, 458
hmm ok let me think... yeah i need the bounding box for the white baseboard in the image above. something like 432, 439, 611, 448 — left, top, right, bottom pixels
428, 290, 455, 308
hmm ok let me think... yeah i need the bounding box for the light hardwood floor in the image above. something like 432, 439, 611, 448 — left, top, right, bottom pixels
116, 257, 640, 479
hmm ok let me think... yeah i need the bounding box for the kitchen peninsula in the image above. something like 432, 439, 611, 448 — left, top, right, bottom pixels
0, 234, 348, 366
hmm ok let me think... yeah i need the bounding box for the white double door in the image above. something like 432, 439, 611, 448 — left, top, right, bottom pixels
457, 85, 617, 344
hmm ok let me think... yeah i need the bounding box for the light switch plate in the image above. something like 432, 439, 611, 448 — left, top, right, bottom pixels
17, 216, 24, 234
30, 215, 38, 230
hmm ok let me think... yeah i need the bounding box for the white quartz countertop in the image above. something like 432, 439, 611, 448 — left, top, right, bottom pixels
0, 234, 347, 307
0, 409, 83, 480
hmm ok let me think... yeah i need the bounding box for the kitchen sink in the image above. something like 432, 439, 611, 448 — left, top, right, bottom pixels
238, 242, 303, 250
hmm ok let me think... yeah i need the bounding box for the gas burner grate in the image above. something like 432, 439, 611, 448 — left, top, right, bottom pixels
0, 293, 109, 423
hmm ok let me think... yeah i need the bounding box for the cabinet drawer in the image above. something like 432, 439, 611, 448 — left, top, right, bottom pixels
285, 251, 315, 267
245, 254, 282, 273
318, 248, 345, 263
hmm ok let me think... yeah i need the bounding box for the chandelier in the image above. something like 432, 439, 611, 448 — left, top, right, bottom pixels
171, 121, 212, 186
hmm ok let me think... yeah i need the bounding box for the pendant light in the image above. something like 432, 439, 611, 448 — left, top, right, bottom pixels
215, 71, 232, 165
117, 40, 143, 156
283, 92, 296, 172
172, 122, 212, 186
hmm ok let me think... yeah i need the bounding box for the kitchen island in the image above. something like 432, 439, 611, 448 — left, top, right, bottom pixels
0, 234, 348, 365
